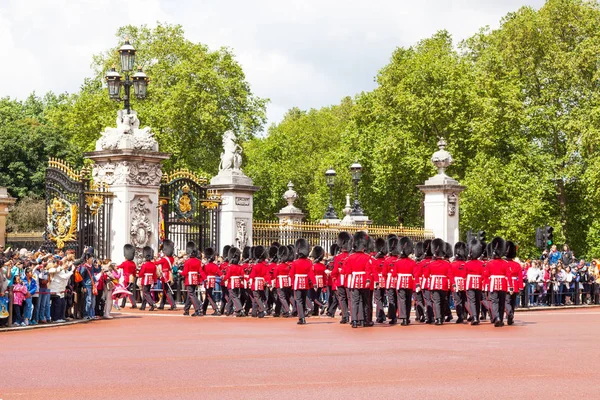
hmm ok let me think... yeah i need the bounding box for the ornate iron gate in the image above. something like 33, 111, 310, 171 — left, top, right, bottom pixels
44, 158, 113, 258
159, 169, 220, 253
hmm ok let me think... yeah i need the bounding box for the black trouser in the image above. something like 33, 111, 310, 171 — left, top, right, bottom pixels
50, 295, 62, 321
183, 285, 200, 313
467, 289, 482, 320
351, 288, 369, 322
294, 289, 308, 319
489, 291, 506, 322
431, 290, 446, 320
252, 289, 266, 315
374, 287, 386, 321
309, 287, 325, 315
505, 291, 517, 320
423, 290, 434, 321
120, 282, 137, 308
481, 291, 491, 318
398, 289, 413, 320
277, 287, 292, 315
326, 286, 338, 316
366, 290, 374, 323
140, 285, 155, 309
337, 286, 349, 319
159, 281, 176, 309
453, 290, 467, 320
386, 288, 397, 320
414, 290, 425, 320
243, 289, 254, 315
202, 287, 219, 314
220, 286, 230, 314
229, 288, 243, 313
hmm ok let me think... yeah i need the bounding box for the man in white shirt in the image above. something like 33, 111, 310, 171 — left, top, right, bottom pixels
527, 262, 542, 306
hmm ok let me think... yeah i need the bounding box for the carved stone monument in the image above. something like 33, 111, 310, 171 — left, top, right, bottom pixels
417, 138, 466, 245
85, 110, 169, 262
0, 187, 16, 246
275, 182, 305, 224
209, 130, 259, 249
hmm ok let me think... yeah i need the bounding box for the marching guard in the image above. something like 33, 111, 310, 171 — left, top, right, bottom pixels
289, 238, 316, 325
223, 247, 245, 317
117, 244, 137, 309
347, 231, 373, 328
504, 241, 522, 326
449, 241, 468, 323
181, 241, 204, 317
396, 237, 416, 326
219, 245, 232, 315
155, 239, 176, 310
325, 244, 339, 317
372, 238, 387, 324
383, 236, 400, 325
331, 232, 351, 324
273, 246, 292, 317
202, 248, 221, 316
464, 238, 485, 325
249, 246, 269, 318
424, 239, 450, 325
485, 237, 510, 327
309, 246, 326, 316
138, 246, 157, 312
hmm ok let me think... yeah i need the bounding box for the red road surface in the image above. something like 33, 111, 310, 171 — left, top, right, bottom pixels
1, 308, 599, 400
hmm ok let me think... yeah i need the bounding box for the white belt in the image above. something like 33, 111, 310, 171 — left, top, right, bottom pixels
352, 271, 366, 275
188, 272, 198, 280
399, 273, 412, 278
255, 277, 264, 281
207, 275, 216, 280
431, 274, 445, 279
490, 275, 504, 280
467, 274, 481, 280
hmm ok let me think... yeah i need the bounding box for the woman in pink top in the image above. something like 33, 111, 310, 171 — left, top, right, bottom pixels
12, 275, 28, 326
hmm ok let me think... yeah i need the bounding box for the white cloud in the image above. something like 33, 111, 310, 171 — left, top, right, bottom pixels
0, 0, 545, 125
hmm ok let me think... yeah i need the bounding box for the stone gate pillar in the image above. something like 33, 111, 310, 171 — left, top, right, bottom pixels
209, 130, 259, 251
85, 110, 170, 262
417, 138, 466, 245
0, 187, 16, 247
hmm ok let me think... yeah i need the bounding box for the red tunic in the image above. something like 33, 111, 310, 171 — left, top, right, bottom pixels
331, 251, 349, 287
219, 262, 229, 287
382, 255, 398, 289
464, 260, 485, 290
224, 264, 244, 289
249, 261, 269, 291
448, 260, 467, 291
506, 260, 523, 291
289, 258, 316, 290
346, 251, 372, 289
415, 259, 432, 290
273, 262, 291, 288
370, 257, 386, 290
117, 260, 137, 285
138, 261, 157, 286
182, 257, 205, 286
395, 257, 416, 290
203, 262, 221, 288
484, 259, 510, 292
312, 262, 326, 289
423, 259, 450, 291
154, 256, 174, 282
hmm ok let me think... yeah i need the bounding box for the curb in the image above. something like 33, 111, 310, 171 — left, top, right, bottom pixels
0, 318, 93, 333
516, 304, 600, 312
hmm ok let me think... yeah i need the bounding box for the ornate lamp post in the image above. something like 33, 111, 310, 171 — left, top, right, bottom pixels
323, 167, 337, 219
105, 38, 149, 114
350, 162, 364, 216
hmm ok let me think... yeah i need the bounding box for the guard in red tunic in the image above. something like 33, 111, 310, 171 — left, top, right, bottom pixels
219, 245, 232, 315
383, 236, 400, 324
309, 246, 326, 316
396, 237, 416, 326
273, 246, 292, 317
449, 241, 468, 323
249, 246, 269, 318
412, 242, 426, 322
181, 241, 205, 317
372, 238, 387, 324
138, 246, 157, 311
419, 239, 435, 324
223, 247, 244, 316
117, 244, 137, 309
240, 246, 253, 316
267, 245, 279, 316
484, 237, 511, 327
424, 238, 450, 325
504, 240, 522, 326
347, 231, 373, 328
289, 238, 316, 325
442, 243, 455, 322
325, 244, 339, 317
465, 238, 485, 325
331, 232, 351, 324
155, 239, 176, 310
202, 247, 221, 316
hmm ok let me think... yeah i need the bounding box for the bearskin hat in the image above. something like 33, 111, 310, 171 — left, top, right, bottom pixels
353, 231, 369, 252
277, 246, 289, 262
222, 245, 231, 262
375, 238, 387, 258
444, 242, 453, 259
268, 246, 279, 262
186, 241, 197, 257
423, 239, 433, 258
337, 231, 352, 252
454, 241, 467, 261
271, 241, 281, 248
491, 237, 505, 259
287, 245, 295, 262
242, 246, 251, 262
162, 239, 174, 257
432, 238, 445, 258
295, 238, 310, 259
329, 243, 339, 257
399, 237, 414, 258
204, 247, 216, 262
143, 246, 154, 261
468, 238, 484, 260
253, 245, 267, 262
505, 240, 517, 260
367, 236, 376, 254
484, 243, 492, 260
310, 246, 325, 262
228, 247, 241, 265
414, 241, 424, 260
123, 244, 135, 261
388, 236, 400, 256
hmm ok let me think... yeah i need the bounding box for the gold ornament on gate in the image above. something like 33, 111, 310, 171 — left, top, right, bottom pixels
47, 197, 78, 249
178, 184, 192, 214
